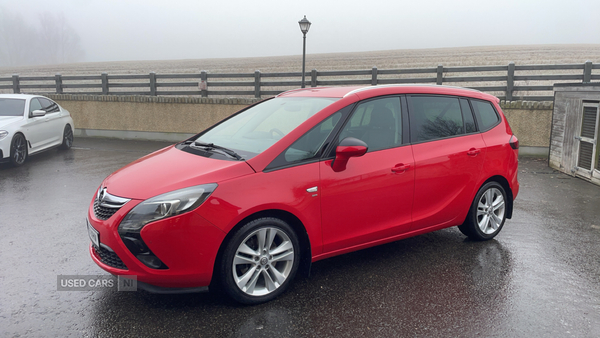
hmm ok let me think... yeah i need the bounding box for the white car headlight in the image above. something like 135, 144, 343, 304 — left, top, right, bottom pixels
0, 130, 8, 140
118, 183, 218, 233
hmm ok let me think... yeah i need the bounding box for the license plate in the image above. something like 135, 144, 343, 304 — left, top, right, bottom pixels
87, 219, 100, 248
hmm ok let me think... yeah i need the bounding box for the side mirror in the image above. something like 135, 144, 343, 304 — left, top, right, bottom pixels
331, 137, 368, 172
31, 110, 46, 117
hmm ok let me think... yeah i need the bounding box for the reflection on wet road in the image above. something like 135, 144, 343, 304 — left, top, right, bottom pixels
1, 139, 599, 337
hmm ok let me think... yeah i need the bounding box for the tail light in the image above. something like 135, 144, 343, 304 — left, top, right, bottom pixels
509, 135, 519, 150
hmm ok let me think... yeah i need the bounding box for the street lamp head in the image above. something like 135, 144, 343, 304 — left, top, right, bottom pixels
298, 15, 311, 35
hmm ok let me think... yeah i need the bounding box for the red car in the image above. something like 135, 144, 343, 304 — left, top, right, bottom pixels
87, 85, 519, 304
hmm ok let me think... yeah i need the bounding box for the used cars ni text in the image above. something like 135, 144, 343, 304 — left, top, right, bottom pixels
0, 94, 74, 166
87, 85, 519, 304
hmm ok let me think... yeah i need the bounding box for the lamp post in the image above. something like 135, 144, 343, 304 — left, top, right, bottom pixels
298, 15, 311, 88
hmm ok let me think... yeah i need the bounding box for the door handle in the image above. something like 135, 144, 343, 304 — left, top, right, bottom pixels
391, 163, 411, 173
467, 148, 480, 156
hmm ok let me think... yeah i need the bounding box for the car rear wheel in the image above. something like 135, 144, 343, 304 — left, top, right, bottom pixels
10, 133, 27, 166
458, 181, 507, 241
220, 217, 300, 304
59, 125, 73, 150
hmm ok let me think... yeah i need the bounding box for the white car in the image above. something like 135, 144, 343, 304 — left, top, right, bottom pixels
0, 94, 74, 166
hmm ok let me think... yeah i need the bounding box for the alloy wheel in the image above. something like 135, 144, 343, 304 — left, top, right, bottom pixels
476, 187, 505, 235
11, 135, 27, 165
232, 227, 295, 296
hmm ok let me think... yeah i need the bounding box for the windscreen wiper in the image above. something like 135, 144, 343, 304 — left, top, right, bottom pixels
188, 141, 244, 160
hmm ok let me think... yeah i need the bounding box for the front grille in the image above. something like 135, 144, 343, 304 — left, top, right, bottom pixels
93, 199, 120, 220
94, 244, 128, 270
93, 188, 130, 220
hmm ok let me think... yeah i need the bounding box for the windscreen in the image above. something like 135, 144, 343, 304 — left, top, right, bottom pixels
0, 98, 26, 117
195, 97, 338, 159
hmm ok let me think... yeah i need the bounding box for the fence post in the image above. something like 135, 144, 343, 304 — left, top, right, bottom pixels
200, 71, 208, 98
311, 69, 317, 87
149, 72, 157, 96
436, 65, 443, 85
584, 61, 592, 83
507, 62, 515, 101
12, 75, 20, 94
371, 67, 378, 86
101, 73, 109, 95
55, 74, 63, 94
254, 70, 261, 98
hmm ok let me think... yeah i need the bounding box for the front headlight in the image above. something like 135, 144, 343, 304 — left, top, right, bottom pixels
118, 183, 217, 233
0, 130, 8, 140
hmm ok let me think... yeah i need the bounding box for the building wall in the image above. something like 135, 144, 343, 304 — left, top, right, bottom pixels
500, 101, 553, 150
48, 94, 554, 152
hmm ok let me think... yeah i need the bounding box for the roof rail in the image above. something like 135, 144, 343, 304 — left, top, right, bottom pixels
343, 84, 482, 98
276, 87, 333, 97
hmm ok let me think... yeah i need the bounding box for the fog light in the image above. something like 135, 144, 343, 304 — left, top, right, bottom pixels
120, 233, 168, 269
136, 254, 166, 270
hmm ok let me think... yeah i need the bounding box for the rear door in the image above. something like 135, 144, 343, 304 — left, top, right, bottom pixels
408, 95, 486, 230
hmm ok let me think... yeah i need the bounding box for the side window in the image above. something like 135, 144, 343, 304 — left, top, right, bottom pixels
284, 112, 342, 162
38, 98, 59, 113
337, 97, 402, 152
471, 99, 500, 132
460, 98, 477, 133
265, 107, 347, 170
409, 96, 464, 142
29, 98, 43, 114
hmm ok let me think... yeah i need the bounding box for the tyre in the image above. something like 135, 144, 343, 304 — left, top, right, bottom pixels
59, 124, 73, 150
10, 133, 27, 166
458, 181, 507, 241
220, 217, 300, 305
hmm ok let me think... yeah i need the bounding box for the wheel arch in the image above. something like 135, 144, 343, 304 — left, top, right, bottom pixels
481, 175, 514, 219
210, 208, 312, 288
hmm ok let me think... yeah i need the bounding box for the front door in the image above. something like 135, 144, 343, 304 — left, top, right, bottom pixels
319, 97, 415, 253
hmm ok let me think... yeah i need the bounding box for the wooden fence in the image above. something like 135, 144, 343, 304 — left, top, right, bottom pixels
1, 62, 598, 101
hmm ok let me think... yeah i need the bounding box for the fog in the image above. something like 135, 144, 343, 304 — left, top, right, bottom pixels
1, 0, 599, 66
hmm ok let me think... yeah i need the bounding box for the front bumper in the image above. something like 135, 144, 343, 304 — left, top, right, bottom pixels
87, 196, 227, 289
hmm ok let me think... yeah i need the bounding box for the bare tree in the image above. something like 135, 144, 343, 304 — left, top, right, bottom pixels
0, 8, 84, 67
0, 8, 38, 67
38, 12, 85, 64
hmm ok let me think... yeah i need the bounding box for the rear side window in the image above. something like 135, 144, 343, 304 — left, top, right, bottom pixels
408, 96, 464, 142
471, 100, 500, 132
460, 99, 477, 133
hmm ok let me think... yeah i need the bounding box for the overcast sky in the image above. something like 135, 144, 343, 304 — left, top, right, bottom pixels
2, 0, 599, 62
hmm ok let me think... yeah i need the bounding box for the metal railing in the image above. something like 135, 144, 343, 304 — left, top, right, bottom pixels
1, 61, 598, 101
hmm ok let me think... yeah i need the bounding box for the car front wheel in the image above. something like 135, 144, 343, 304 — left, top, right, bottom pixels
220, 217, 300, 304
458, 181, 507, 241
10, 133, 28, 166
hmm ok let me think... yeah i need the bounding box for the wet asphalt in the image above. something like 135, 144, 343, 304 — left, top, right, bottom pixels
0, 138, 599, 337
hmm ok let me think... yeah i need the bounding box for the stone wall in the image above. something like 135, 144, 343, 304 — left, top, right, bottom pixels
49, 94, 554, 153
500, 101, 553, 149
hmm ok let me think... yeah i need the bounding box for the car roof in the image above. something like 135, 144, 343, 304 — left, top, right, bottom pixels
277, 84, 499, 102
0, 93, 39, 100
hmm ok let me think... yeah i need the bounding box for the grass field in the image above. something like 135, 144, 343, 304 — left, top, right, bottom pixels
2, 44, 599, 76
1, 44, 599, 99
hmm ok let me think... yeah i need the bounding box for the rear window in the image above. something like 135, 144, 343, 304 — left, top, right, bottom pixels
471, 100, 500, 131
0, 98, 26, 117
